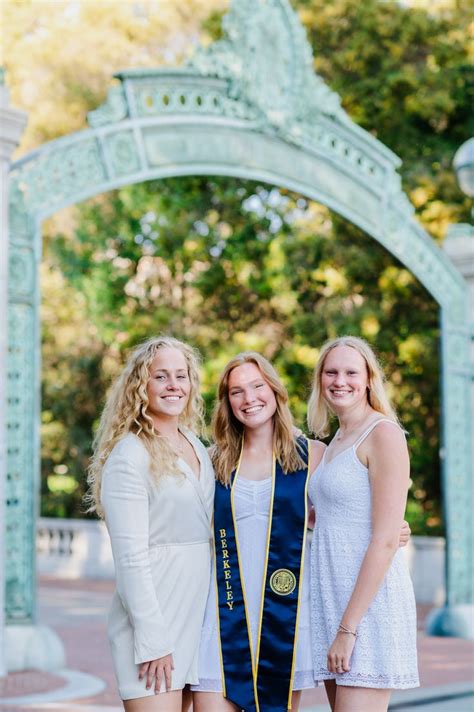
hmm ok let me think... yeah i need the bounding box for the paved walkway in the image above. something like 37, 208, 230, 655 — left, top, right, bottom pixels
1, 577, 473, 711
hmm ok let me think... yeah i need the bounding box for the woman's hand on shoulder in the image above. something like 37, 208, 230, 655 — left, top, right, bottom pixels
399, 520, 411, 547
138, 653, 174, 693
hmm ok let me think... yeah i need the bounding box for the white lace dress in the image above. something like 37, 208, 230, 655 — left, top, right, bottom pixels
192, 475, 315, 692
308, 420, 419, 689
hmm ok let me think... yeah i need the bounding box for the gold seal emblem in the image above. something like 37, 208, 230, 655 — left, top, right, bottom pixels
269, 568, 297, 596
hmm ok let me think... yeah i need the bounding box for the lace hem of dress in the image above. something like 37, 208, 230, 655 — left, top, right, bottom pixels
190, 678, 222, 693
314, 670, 420, 690
191, 671, 317, 693
294, 670, 317, 690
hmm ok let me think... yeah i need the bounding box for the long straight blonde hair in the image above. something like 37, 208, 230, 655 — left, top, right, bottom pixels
307, 336, 399, 438
85, 336, 204, 517
212, 352, 305, 485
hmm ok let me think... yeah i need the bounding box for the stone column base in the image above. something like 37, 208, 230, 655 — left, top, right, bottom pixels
426, 604, 474, 640
5, 624, 65, 672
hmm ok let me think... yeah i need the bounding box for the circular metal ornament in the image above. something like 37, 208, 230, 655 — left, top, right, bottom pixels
269, 568, 297, 596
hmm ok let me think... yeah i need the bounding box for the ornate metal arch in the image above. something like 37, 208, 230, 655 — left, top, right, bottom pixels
7, 0, 471, 629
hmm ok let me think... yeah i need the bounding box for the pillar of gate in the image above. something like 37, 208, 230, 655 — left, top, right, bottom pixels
0, 72, 65, 673
0, 69, 27, 676
427, 222, 474, 638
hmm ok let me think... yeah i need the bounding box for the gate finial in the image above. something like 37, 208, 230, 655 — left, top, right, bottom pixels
189, 0, 347, 128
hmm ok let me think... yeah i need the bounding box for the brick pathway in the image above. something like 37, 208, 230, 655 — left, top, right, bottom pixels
0, 671, 65, 699
1, 578, 473, 711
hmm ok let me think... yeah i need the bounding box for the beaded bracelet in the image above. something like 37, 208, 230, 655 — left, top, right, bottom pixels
337, 623, 358, 637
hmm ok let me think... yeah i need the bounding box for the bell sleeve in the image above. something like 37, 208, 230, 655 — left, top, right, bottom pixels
101, 451, 174, 664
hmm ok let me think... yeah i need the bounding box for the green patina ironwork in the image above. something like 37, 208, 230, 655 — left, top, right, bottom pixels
6, 0, 471, 624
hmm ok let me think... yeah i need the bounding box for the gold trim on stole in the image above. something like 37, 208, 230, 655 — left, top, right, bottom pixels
216, 438, 310, 712
287, 440, 311, 710
230, 439, 260, 710
214, 539, 227, 698
255, 453, 276, 674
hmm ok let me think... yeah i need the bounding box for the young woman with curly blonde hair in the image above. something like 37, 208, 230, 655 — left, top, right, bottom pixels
86, 336, 215, 712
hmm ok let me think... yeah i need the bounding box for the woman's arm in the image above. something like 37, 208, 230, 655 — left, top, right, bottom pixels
309, 439, 326, 473
327, 422, 410, 673
101, 450, 174, 669
307, 440, 325, 528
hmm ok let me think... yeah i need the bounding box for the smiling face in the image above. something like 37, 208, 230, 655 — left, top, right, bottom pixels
227, 361, 277, 430
321, 345, 369, 414
145, 347, 191, 425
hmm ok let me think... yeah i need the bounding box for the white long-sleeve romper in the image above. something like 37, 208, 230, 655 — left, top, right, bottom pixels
101, 430, 215, 700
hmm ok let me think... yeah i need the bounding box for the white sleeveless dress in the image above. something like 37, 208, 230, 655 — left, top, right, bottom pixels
308, 420, 419, 689
192, 475, 315, 692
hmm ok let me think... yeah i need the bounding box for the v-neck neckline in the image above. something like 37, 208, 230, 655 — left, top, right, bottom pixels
323, 418, 388, 467
178, 428, 202, 482
323, 442, 354, 468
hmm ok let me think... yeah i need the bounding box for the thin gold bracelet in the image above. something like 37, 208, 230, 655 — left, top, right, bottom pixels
338, 623, 357, 637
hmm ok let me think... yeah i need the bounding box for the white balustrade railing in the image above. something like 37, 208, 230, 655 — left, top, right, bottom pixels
37, 517, 115, 579
36, 518, 446, 604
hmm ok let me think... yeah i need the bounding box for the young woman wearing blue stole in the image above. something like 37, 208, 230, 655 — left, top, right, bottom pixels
86, 337, 215, 712
192, 352, 326, 712
307, 337, 419, 712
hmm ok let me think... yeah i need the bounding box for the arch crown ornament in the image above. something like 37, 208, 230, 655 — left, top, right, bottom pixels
6, 0, 472, 637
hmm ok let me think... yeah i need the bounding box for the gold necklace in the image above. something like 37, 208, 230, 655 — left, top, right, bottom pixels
335, 412, 372, 441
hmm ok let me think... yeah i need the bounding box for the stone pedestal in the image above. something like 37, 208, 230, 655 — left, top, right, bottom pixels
5, 624, 65, 672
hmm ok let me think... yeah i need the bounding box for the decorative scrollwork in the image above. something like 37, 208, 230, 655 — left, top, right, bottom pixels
126, 72, 261, 123
87, 83, 128, 127
107, 131, 140, 176
9, 138, 105, 218
6, 302, 36, 620
189, 0, 346, 127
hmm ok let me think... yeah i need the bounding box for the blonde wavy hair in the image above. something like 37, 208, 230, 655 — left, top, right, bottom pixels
307, 336, 399, 438
85, 336, 204, 517
212, 352, 305, 485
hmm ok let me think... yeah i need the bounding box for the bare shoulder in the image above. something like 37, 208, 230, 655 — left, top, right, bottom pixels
368, 421, 408, 458
309, 438, 326, 468
367, 420, 407, 448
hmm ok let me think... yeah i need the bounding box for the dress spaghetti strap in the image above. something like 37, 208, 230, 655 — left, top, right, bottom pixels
353, 418, 400, 451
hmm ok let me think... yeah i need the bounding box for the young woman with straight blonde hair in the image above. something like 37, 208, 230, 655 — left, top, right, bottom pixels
86, 336, 215, 712
192, 351, 325, 712
307, 336, 419, 712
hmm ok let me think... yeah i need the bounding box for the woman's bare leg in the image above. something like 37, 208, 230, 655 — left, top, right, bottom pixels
182, 686, 193, 712
289, 690, 302, 711
124, 690, 183, 712
324, 680, 337, 712
334, 686, 391, 712
194, 689, 301, 712
193, 692, 239, 712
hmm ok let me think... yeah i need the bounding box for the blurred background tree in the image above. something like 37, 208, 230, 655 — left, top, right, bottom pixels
2, 0, 471, 530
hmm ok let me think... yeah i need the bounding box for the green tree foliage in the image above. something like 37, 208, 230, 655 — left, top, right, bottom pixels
298, 0, 472, 234
3, 0, 470, 531
2, 0, 227, 152
48, 177, 440, 530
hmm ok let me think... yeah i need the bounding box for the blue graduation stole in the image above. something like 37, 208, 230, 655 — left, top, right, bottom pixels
213, 438, 310, 712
